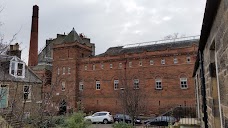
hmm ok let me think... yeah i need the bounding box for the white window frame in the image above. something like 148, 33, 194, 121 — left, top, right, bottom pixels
155, 79, 162, 90
68, 67, 71, 74
61, 81, 66, 91
150, 60, 154, 65
187, 56, 191, 63
85, 65, 87, 70
96, 81, 101, 90
110, 64, 113, 69
93, 64, 95, 70
23, 85, 31, 101
101, 64, 104, 69
79, 82, 83, 91
119, 63, 122, 69
129, 62, 132, 67
114, 80, 119, 90
161, 59, 165, 65
9, 59, 25, 78
174, 57, 178, 64
180, 78, 188, 89
134, 79, 139, 89
62, 67, 65, 75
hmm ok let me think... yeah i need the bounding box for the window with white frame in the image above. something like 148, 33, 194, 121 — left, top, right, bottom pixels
110, 64, 113, 69
187, 56, 191, 63
139, 61, 142, 66
119, 63, 122, 69
79, 82, 83, 91
129, 62, 132, 67
174, 57, 178, 64
101, 64, 104, 69
96, 81, 100, 90
114, 80, 119, 90
61, 81, 66, 91
161, 59, 165, 65
68, 67, 71, 74
150, 60, 154, 65
180, 78, 188, 89
155, 79, 162, 89
93, 64, 95, 70
57, 68, 60, 75
23, 85, 31, 101
62, 67, 65, 75
134, 79, 139, 89
9, 60, 25, 78
85, 65, 87, 70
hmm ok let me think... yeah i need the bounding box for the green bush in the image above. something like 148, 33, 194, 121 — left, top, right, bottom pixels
112, 122, 133, 128
58, 111, 91, 128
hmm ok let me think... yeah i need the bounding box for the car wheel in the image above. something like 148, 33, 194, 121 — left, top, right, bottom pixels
127, 121, 131, 124
103, 119, 108, 124
115, 120, 119, 124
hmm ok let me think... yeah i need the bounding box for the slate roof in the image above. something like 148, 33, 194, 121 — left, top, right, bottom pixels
98, 39, 199, 57
0, 55, 42, 83
62, 28, 83, 44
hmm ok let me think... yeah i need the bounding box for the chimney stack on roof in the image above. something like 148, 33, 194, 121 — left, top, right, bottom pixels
7, 43, 22, 58
28, 5, 39, 67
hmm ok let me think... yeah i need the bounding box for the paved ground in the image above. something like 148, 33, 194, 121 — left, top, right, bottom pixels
89, 124, 167, 128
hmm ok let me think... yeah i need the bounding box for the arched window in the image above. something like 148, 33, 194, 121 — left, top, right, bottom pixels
180, 75, 188, 89
155, 77, 162, 90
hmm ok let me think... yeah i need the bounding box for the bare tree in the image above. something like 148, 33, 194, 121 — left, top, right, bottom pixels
118, 86, 147, 126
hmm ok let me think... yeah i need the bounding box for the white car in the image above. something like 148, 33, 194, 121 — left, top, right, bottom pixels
84, 111, 113, 124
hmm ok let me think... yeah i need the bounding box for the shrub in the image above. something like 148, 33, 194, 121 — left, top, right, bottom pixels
58, 111, 91, 128
112, 122, 133, 128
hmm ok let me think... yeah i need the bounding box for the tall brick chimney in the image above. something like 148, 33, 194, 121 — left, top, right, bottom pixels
28, 5, 39, 67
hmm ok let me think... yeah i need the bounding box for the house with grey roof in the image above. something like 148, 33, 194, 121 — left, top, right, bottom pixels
0, 53, 42, 127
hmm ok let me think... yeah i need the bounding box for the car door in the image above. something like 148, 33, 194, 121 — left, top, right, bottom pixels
98, 113, 106, 122
91, 112, 100, 122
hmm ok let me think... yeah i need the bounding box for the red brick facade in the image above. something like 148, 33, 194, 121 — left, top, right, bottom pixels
50, 34, 198, 115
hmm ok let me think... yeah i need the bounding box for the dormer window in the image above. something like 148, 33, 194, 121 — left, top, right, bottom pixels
9, 58, 25, 78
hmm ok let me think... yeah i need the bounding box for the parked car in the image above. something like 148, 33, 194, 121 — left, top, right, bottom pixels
84, 111, 113, 124
144, 116, 177, 126
114, 114, 142, 124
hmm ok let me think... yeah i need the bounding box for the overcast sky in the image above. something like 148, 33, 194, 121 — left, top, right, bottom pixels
1, 0, 206, 63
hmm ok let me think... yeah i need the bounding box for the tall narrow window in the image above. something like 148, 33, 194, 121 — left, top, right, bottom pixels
119, 63, 122, 69
93, 64, 95, 70
23, 85, 31, 101
155, 79, 162, 89
101, 64, 104, 69
134, 79, 139, 89
110, 64, 113, 69
79, 82, 83, 91
62, 67, 65, 75
68, 67, 71, 74
174, 57, 178, 64
161, 59, 165, 65
129, 62, 132, 67
180, 78, 188, 89
61, 81, 66, 91
114, 80, 119, 90
150, 60, 154, 65
85, 65, 87, 70
96, 81, 100, 90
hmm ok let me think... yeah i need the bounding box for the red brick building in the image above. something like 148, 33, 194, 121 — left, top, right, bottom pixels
46, 28, 198, 115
